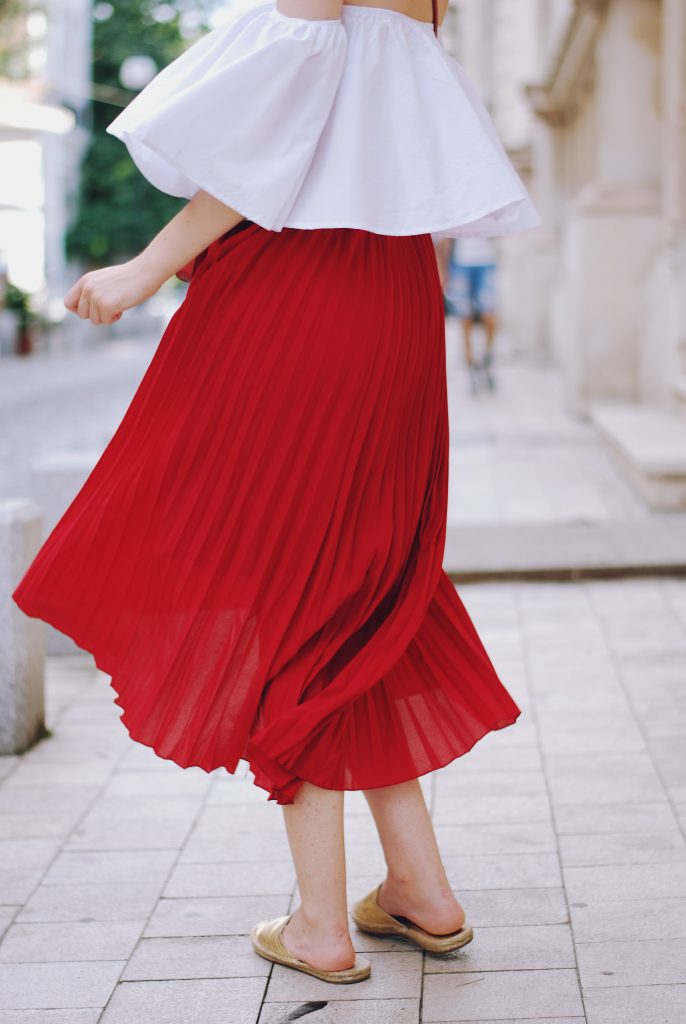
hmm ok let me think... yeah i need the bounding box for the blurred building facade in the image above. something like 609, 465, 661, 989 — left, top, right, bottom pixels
0, 0, 91, 312
526, 0, 685, 416
455, 0, 686, 507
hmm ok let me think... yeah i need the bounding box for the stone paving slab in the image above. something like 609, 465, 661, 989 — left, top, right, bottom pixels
121, 935, 271, 981
98, 977, 266, 1024
16, 881, 165, 925
422, 924, 575, 974
259, 1001, 421, 1023
0, 921, 145, 964
584, 984, 686, 1024
575, 936, 686, 988
422, 967, 585, 1022
0, 960, 124, 1010
0, 1012, 101, 1024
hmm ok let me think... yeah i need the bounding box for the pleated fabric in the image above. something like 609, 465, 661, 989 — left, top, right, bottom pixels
12, 222, 521, 803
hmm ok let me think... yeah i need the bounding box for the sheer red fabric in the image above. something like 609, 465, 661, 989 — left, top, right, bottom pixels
12, 222, 521, 803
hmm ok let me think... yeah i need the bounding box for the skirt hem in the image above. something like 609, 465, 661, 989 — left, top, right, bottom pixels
12, 593, 521, 804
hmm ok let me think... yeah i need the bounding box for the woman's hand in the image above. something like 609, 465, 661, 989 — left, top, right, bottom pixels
64, 257, 165, 326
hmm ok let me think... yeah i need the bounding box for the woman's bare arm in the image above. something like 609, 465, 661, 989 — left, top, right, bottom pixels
64, 189, 245, 325
135, 189, 247, 288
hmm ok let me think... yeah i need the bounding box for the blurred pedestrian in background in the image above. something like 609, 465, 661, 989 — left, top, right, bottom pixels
436, 235, 498, 394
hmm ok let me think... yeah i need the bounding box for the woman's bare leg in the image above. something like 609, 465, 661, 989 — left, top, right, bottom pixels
280, 781, 356, 970
363, 778, 466, 934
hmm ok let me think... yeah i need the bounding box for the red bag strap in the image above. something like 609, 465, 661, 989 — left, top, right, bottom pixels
431, 0, 438, 35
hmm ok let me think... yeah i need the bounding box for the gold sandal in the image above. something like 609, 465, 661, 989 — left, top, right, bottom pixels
351, 883, 473, 954
250, 914, 371, 983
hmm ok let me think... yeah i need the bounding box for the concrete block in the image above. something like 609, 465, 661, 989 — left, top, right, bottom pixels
0, 499, 45, 755
592, 403, 686, 510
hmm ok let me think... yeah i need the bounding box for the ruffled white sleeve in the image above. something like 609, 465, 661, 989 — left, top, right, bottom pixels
106, 0, 347, 232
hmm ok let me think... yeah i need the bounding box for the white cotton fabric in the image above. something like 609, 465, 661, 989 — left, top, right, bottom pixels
107, 0, 542, 238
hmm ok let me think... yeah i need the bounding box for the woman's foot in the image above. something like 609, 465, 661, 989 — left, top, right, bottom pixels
376, 875, 466, 936
281, 905, 357, 971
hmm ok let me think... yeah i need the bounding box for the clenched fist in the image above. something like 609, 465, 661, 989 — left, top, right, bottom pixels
64, 257, 165, 326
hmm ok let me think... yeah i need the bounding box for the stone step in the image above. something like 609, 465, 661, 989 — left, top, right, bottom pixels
590, 403, 686, 511
672, 375, 686, 407
444, 520, 686, 581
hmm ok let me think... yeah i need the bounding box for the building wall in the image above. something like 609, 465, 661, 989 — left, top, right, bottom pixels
523, 0, 686, 417
0, 0, 91, 314
453, 0, 686, 421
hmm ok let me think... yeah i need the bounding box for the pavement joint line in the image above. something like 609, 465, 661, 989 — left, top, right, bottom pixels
581, 981, 686, 989
448, 565, 686, 584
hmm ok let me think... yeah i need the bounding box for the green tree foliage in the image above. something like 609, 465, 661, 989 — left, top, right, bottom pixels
0, 0, 28, 77
67, 1, 197, 265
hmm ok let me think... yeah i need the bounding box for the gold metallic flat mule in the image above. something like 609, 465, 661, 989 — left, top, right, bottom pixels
250, 915, 371, 983
351, 883, 474, 954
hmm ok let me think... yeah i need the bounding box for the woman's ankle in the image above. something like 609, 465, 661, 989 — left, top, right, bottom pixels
383, 869, 453, 902
291, 904, 351, 941
379, 873, 465, 932
283, 907, 356, 970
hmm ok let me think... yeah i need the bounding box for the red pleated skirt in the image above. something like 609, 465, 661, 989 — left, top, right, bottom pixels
12, 220, 521, 803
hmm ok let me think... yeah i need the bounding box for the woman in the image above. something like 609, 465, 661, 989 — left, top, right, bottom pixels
12, 0, 540, 985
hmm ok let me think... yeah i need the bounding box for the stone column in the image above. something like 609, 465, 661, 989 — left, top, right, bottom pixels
638, 0, 686, 404
564, 0, 662, 413
0, 499, 45, 755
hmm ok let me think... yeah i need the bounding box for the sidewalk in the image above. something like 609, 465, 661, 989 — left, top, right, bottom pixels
1, 576, 686, 1022
443, 322, 686, 578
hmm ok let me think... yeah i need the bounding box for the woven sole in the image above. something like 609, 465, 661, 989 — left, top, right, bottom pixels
250, 918, 371, 984
352, 913, 474, 954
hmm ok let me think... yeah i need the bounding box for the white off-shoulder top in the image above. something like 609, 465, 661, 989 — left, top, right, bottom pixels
107, 0, 541, 238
